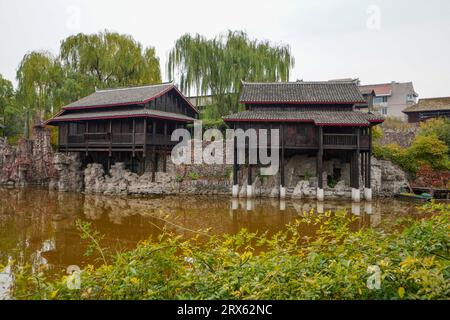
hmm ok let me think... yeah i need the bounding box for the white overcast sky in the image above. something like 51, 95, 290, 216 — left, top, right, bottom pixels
0, 0, 449, 98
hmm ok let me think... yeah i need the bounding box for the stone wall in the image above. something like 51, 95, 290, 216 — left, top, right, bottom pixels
80, 152, 408, 199
0, 126, 56, 186
49, 152, 84, 192
378, 126, 418, 148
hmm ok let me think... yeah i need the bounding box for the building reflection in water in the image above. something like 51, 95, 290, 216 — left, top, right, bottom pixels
0, 186, 423, 297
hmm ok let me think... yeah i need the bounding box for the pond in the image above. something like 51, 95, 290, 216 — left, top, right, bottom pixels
0, 187, 423, 299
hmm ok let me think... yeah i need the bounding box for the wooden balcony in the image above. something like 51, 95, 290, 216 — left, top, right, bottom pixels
61, 132, 176, 152
323, 133, 369, 149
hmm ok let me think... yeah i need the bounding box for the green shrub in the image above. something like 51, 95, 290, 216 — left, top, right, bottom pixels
187, 171, 200, 180
11, 203, 450, 300
409, 135, 449, 171
418, 118, 450, 151
374, 135, 450, 175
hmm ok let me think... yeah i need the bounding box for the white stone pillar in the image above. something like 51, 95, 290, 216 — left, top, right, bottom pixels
364, 188, 373, 201
246, 185, 253, 198
246, 199, 254, 211
280, 185, 286, 199
352, 188, 361, 202
317, 188, 324, 201
352, 202, 361, 216
232, 185, 239, 198
279, 199, 286, 211
231, 198, 239, 210
317, 201, 324, 214
364, 202, 373, 215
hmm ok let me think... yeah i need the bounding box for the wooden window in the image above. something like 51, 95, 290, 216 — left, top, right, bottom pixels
76, 123, 85, 134
297, 126, 307, 136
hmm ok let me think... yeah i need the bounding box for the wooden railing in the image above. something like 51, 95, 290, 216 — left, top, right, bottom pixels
65, 132, 176, 146
323, 134, 357, 147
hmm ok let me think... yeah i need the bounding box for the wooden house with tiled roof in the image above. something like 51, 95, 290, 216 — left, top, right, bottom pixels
223, 80, 384, 201
403, 97, 450, 123
46, 82, 198, 174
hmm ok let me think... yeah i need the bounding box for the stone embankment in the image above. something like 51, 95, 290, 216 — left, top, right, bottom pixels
1, 132, 408, 198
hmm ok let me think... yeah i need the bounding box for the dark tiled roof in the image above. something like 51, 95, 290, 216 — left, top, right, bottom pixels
65, 82, 174, 109
223, 110, 384, 126
240, 81, 366, 104
403, 97, 450, 113
47, 108, 196, 124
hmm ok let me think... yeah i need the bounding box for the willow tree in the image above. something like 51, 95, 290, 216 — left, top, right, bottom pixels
16, 51, 64, 137
0, 74, 16, 134
60, 30, 162, 90
167, 30, 295, 118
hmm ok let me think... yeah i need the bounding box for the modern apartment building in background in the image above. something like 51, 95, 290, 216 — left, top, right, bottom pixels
358, 82, 418, 120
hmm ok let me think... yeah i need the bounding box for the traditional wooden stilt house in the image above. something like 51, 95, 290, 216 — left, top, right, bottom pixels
223, 80, 384, 201
46, 82, 198, 175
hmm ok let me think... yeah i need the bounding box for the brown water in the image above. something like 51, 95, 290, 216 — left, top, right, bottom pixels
0, 187, 423, 298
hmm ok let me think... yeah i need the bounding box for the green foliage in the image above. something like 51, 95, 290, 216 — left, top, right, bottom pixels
187, 171, 200, 181
11, 203, 450, 300
168, 30, 294, 118
327, 176, 338, 188
16, 51, 63, 122
200, 118, 229, 132
374, 134, 450, 176
409, 135, 449, 171
175, 174, 184, 183
418, 118, 450, 152
0, 74, 20, 136
60, 30, 161, 89
303, 170, 312, 181
373, 143, 419, 175
372, 125, 383, 141
4, 30, 162, 139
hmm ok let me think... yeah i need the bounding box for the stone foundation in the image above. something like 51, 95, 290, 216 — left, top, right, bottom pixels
1, 133, 409, 198
77, 153, 408, 199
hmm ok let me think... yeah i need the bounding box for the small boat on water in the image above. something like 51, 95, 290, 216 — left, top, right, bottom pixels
394, 192, 433, 203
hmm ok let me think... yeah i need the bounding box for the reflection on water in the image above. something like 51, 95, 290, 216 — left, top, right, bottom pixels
0, 187, 422, 298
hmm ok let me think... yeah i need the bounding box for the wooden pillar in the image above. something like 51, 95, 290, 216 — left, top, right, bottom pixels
355, 128, 360, 188
280, 124, 285, 187
317, 126, 324, 189
109, 120, 113, 157
152, 120, 156, 144
85, 121, 89, 155
280, 124, 286, 199
367, 126, 372, 188
163, 150, 167, 173
233, 135, 238, 186
152, 146, 157, 182
361, 148, 365, 188
142, 118, 147, 158
132, 118, 136, 157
